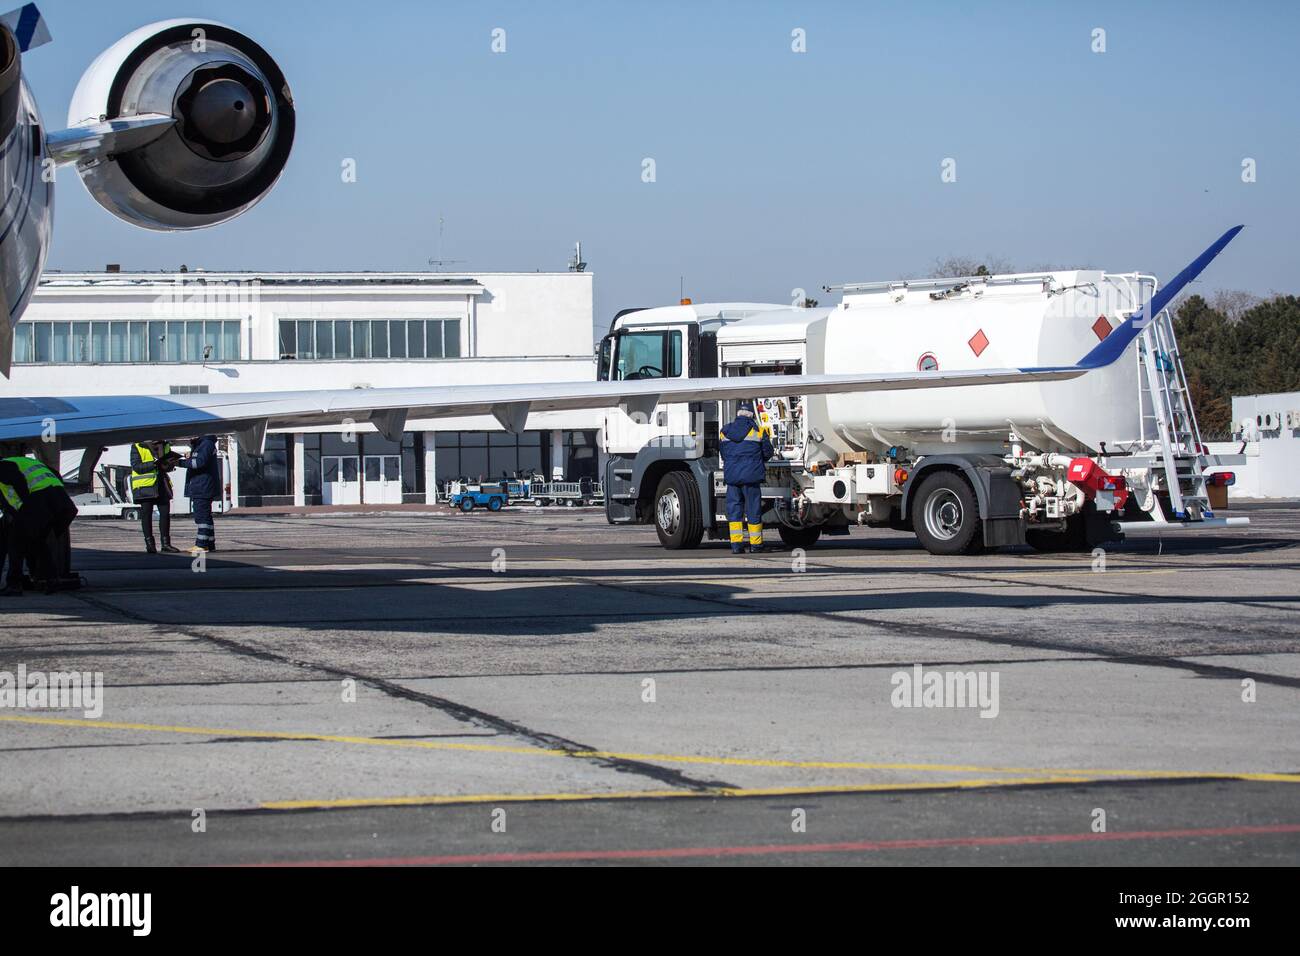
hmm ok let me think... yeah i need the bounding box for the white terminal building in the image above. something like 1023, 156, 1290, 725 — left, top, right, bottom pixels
0, 268, 602, 509
1220, 391, 1300, 499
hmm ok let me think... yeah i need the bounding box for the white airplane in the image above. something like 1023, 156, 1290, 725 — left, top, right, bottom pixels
0, 5, 1243, 488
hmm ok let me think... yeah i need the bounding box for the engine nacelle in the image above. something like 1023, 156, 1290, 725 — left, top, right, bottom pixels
67, 19, 294, 230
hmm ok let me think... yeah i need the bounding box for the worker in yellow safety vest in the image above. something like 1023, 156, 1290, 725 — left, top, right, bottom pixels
130, 440, 181, 553
0, 455, 79, 595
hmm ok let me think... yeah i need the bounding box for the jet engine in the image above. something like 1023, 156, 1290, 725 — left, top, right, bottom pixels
66, 19, 294, 230
0, 22, 19, 144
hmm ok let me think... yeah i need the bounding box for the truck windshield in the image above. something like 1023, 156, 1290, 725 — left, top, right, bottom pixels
613, 330, 681, 380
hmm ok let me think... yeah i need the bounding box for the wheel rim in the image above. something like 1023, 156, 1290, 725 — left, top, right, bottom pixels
922, 488, 963, 541
656, 487, 681, 534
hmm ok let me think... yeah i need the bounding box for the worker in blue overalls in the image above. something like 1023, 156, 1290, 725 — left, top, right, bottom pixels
719, 402, 774, 554
179, 435, 222, 554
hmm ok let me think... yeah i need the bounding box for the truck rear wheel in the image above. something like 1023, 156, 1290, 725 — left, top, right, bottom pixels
653, 471, 704, 550
912, 472, 983, 556
778, 525, 822, 550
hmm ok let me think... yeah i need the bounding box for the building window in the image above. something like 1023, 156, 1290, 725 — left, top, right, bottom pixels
433, 430, 544, 490
13, 324, 32, 362
237, 434, 293, 507
303, 433, 323, 504
562, 430, 599, 480
296, 320, 315, 360
275, 318, 463, 360
13, 319, 241, 364
278, 319, 296, 359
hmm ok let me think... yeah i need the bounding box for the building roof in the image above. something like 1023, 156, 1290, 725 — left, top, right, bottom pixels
37, 270, 587, 289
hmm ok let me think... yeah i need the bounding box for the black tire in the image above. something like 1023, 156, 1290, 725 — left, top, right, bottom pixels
459, 498, 475, 512
123, 508, 139, 521
653, 471, 704, 550
911, 471, 983, 556
778, 525, 822, 550
488, 497, 503, 512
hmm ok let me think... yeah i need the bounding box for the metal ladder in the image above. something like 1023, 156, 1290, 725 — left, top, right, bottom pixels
1135, 307, 1212, 519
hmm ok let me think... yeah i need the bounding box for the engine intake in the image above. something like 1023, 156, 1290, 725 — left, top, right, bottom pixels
68, 20, 294, 230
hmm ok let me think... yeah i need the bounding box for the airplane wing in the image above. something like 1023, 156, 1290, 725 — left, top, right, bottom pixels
44, 113, 176, 167
0, 365, 1088, 451
0, 226, 1243, 453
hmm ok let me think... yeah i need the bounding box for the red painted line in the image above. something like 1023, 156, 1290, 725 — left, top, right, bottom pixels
244, 822, 1300, 867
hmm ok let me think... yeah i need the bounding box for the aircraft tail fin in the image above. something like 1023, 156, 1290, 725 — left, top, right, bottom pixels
1076, 225, 1244, 370
0, 4, 50, 52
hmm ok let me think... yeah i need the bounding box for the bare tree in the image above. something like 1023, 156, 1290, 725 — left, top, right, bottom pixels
1209, 289, 1261, 324
928, 255, 1014, 279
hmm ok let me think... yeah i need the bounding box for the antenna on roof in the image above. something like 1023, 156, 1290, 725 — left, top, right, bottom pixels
427, 213, 467, 272
568, 241, 586, 273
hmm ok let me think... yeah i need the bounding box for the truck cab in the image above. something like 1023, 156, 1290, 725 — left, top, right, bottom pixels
600, 302, 828, 548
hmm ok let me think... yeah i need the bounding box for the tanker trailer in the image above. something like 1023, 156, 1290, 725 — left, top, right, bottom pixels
600, 233, 1248, 554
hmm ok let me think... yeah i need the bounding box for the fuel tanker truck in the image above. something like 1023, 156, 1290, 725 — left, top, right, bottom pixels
599, 234, 1248, 554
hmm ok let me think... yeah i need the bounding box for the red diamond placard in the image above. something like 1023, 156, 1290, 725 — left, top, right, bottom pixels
968, 328, 989, 357
1092, 315, 1113, 341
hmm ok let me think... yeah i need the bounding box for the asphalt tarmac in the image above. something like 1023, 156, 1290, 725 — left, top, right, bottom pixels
1, 501, 1297, 865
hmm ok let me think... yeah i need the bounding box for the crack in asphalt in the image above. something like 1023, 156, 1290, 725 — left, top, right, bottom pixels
65, 591, 737, 795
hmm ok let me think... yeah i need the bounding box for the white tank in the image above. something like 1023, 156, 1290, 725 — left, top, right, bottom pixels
805, 271, 1151, 459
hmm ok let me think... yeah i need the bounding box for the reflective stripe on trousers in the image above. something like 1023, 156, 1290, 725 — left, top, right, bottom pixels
725, 483, 762, 549
192, 497, 216, 548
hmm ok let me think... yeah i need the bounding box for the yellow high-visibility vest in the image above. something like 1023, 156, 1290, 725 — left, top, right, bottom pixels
130, 442, 171, 493
0, 456, 63, 511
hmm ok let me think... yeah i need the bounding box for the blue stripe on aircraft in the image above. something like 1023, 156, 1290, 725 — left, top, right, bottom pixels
14, 4, 40, 51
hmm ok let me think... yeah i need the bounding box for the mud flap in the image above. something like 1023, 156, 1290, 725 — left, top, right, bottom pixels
983, 516, 1024, 548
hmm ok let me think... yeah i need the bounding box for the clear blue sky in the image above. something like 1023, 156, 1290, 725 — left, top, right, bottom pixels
24, 0, 1300, 339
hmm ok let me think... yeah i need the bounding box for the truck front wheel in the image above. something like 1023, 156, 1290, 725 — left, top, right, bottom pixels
912, 472, 984, 556
653, 471, 704, 550
778, 525, 822, 550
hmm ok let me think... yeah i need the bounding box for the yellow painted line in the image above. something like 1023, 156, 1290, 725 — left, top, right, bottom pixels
261, 775, 1094, 810
954, 568, 1180, 578
0, 714, 554, 758
4, 713, 1297, 785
